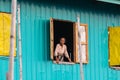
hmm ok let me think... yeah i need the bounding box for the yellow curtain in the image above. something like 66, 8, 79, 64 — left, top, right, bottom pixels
109, 27, 120, 66
0, 12, 16, 56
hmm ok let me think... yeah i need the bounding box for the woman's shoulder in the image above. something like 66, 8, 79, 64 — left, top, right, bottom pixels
56, 44, 67, 47
63, 44, 67, 48
56, 44, 60, 46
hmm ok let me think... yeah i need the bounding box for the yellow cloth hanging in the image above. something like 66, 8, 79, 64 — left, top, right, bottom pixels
0, 12, 16, 56
109, 27, 120, 66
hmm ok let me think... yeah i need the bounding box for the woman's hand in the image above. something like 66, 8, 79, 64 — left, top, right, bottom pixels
56, 57, 59, 64
56, 59, 59, 63
68, 58, 72, 62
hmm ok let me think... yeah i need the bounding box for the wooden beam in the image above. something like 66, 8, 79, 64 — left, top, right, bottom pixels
8, 0, 17, 80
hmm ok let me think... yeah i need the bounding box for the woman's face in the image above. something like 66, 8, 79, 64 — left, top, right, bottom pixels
60, 38, 65, 45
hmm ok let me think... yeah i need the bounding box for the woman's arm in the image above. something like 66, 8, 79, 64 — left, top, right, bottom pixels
68, 57, 71, 62
56, 56, 59, 63
55, 44, 59, 63
64, 45, 72, 62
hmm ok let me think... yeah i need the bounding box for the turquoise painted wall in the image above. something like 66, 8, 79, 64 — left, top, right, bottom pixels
0, 0, 120, 80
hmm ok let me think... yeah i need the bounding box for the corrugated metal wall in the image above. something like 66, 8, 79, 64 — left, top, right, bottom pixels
0, 0, 120, 80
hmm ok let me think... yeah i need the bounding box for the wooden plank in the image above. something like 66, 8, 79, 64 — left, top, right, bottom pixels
50, 18, 54, 60
73, 23, 76, 62
85, 24, 88, 63
8, 0, 17, 80
53, 61, 75, 65
74, 23, 78, 63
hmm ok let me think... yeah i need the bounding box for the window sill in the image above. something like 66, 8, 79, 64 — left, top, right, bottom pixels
53, 61, 75, 65
111, 67, 120, 70
77, 62, 88, 64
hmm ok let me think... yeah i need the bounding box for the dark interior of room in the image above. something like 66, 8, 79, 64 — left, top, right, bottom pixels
53, 19, 74, 62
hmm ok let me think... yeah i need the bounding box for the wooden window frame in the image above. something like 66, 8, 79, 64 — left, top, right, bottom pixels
50, 18, 88, 64
50, 18, 75, 64
74, 23, 88, 63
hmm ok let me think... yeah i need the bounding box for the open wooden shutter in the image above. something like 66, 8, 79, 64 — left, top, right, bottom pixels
73, 23, 78, 62
109, 27, 120, 67
50, 18, 54, 59
74, 23, 88, 63
0, 12, 16, 56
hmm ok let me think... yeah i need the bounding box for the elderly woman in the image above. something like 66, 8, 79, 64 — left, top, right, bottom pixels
54, 37, 71, 63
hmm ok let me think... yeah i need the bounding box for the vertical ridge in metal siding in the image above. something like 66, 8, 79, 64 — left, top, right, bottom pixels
20, 3, 26, 80
31, 16, 34, 80
98, 14, 102, 80
89, 11, 95, 80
